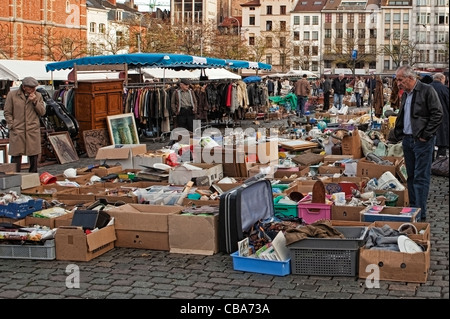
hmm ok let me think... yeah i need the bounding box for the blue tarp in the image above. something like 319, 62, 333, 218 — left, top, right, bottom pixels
242, 76, 261, 83
226, 60, 271, 71
46, 53, 228, 72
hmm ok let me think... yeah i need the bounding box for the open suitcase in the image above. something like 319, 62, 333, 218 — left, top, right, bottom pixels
219, 179, 275, 253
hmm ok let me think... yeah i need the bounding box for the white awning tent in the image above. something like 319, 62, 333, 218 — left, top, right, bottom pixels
0, 59, 120, 82
266, 70, 319, 79
141, 67, 241, 80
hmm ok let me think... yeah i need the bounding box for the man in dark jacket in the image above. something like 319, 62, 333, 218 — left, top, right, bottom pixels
393, 65, 443, 221
366, 74, 377, 106
430, 73, 449, 158
322, 75, 332, 111
332, 73, 346, 110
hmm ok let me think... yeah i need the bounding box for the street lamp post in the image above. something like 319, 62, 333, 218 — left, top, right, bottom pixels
229, 16, 240, 59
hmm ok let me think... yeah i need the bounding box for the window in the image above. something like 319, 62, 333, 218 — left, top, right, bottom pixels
312, 46, 318, 56
312, 31, 318, 40
403, 30, 409, 39
249, 16, 255, 25
266, 54, 272, 65
99, 23, 105, 34
358, 45, 365, 54
115, 11, 123, 21
324, 44, 331, 53
266, 21, 272, 31
369, 61, 376, 69
312, 16, 319, 25
294, 46, 300, 55
370, 29, 376, 38
294, 16, 300, 25
294, 31, 300, 41
384, 60, 390, 70
324, 60, 332, 68
293, 60, 301, 70
304, 46, 310, 55
435, 31, 448, 43
393, 13, 401, 23
336, 45, 342, 53
369, 45, 376, 54
416, 0, 429, 5
325, 29, 332, 38
304, 31, 310, 40
249, 36, 255, 45
435, 13, 448, 25
312, 61, 318, 71
436, 50, 447, 62
116, 31, 123, 46
393, 29, 400, 40
266, 37, 273, 47
385, 31, 391, 39
403, 13, 409, 23
358, 29, 365, 39
348, 29, 354, 38
280, 37, 286, 48
416, 31, 427, 43
385, 13, 391, 23
302, 61, 309, 70
436, 0, 447, 6
304, 16, 310, 25
280, 54, 286, 67
325, 13, 332, 23
89, 43, 96, 55
280, 21, 286, 31
90, 22, 96, 33
267, 6, 272, 15
348, 13, 354, 23
280, 6, 286, 15
359, 14, 365, 23
337, 14, 343, 23
336, 29, 343, 38
417, 13, 430, 24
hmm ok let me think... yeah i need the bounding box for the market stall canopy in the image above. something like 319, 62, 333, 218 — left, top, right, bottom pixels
226, 60, 272, 71
141, 67, 241, 80
45, 53, 228, 72
285, 70, 319, 78
0, 59, 72, 81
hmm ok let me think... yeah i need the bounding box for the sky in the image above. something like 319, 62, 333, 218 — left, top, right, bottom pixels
116, 0, 170, 12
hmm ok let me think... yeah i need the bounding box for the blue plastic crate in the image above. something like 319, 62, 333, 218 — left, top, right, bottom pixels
0, 199, 43, 219
361, 206, 420, 223
230, 251, 291, 276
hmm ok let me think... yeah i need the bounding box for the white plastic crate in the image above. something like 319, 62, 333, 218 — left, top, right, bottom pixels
0, 239, 55, 260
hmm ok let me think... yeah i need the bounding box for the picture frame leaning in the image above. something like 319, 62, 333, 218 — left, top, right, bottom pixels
47, 131, 79, 164
106, 113, 139, 145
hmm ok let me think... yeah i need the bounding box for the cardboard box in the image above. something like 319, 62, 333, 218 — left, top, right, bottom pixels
356, 156, 403, 179
319, 161, 345, 175
7, 172, 40, 190
133, 152, 165, 169
169, 212, 219, 255
358, 240, 430, 283
360, 206, 420, 222
14, 212, 73, 229
95, 144, 147, 169
368, 221, 430, 242
107, 204, 182, 250
169, 163, 223, 186
55, 172, 95, 185
55, 223, 116, 261
341, 128, 363, 158
332, 205, 366, 221
91, 165, 123, 177
375, 188, 409, 207
0, 163, 17, 174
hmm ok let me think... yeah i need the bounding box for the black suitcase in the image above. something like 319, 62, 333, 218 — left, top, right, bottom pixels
219, 179, 275, 253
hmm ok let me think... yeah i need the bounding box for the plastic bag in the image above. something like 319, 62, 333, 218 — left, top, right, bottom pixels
431, 156, 449, 177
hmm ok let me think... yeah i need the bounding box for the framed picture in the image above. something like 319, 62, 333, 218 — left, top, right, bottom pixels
82, 128, 110, 158
106, 113, 139, 145
48, 131, 79, 164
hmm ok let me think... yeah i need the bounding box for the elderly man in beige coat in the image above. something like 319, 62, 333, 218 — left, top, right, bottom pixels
4, 77, 46, 173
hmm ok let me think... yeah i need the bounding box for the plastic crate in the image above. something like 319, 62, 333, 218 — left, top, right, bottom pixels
288, 226, 368, 276
0, 199, 43, 219
273, 196, 298, 218
298, 202, 332, 224
0, 239, 55, 260
230, 251, 291, 276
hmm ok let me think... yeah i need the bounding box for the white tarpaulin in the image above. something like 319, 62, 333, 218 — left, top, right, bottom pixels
142, 67, 241, 80
0, 59, 121, 82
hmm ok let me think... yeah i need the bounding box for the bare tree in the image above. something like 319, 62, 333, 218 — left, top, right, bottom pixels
330, 35, 374, 75
24, 29, 87, 61
382, 32, 419, 68
247, 35, 267, 63
263, 22, 293, 73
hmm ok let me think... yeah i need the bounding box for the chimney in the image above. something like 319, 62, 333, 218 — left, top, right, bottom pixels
107, 0, 117, 6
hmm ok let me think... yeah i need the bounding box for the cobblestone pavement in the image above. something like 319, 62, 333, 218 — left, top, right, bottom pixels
1, 118, 448, 304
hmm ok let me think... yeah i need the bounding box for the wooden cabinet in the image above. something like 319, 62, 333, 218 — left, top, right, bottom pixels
74, 79, 123, 133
